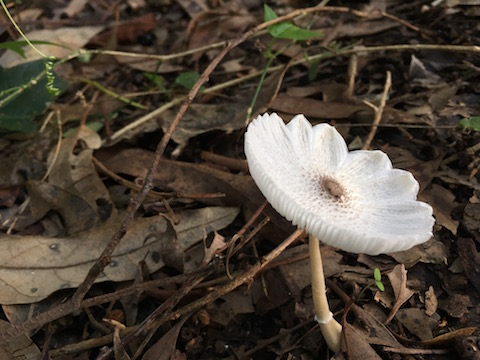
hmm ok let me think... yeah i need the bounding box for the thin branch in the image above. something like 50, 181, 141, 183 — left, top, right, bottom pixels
362, 70, 392, 150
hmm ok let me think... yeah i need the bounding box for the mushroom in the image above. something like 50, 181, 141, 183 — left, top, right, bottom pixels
244, 113, 435, 353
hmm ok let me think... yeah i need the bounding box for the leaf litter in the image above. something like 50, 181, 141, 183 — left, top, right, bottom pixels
0, 0, 479, 358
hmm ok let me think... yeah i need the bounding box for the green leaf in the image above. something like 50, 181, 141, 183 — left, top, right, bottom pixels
0, 59, 68, 132
264, 4, 323, 40
144, 72, 165, 89
375, 280, 385, 292
460, 116, 480, 131
374, 268, 384, 291
175, 71, 204, 91
264, 4, 278, 21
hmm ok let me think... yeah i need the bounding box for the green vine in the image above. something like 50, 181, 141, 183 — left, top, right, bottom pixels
0, 0, 60, 95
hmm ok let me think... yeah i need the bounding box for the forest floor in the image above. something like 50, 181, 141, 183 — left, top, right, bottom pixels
0, 0, 480, 359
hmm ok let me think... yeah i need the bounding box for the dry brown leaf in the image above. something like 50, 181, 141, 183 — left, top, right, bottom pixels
348, 303, 402, 348
90, 13, 157, 46
425, 285, 438, 316
54, 0, 89, 18
438, 293, 472, 318
278, 244, 342, 296
389, 238, 448, 268
0, 207, 239, 304
406, 84, 458, 115
27, 126, 116, 233
395, 308, 438, 341
286, 83, 347, 100
253, 270, 291, 315
0, 26, 104, 68
102, 148, 294, 239
13, 8, 43, 24
423, 183, 459, 235
0, 187, 19, 207
200, 231, 227, 267
270, 93, 371, 119
26, 180, 101, 234
221, 289, 255, 314
421, 326, 477, 346
142, 315, 190, 360
409, 54, 443, 86
464, 202, 480, 242
207, 289, 255, 326
385, 264, 414, 324
343, 324, 383, 360
186, 3, 255, 60
0, 319, 41, 359
457, 238, 480, 293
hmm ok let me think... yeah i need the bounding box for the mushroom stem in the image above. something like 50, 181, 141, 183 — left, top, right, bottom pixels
309, 234, 342, 353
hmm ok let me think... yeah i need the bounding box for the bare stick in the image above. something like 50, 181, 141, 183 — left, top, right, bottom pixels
346, 54, 357, 97
362, 70, 392, 150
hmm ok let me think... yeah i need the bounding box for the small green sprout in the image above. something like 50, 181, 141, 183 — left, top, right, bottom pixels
374, 268, 384, 292
459, 116, 480, 131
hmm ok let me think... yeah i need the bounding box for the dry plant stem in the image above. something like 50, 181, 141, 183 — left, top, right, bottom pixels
346, 54, 357, 97
362, 70, 392, 150
309, 235, 342, 353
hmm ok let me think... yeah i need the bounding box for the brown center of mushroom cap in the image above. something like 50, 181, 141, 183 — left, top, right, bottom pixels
320, 177, 346, 201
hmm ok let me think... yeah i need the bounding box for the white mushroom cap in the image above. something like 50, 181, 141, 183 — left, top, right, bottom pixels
244, 113, 435, 255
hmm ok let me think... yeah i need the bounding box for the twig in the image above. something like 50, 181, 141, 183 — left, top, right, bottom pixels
346, 54, 357, 97
225, 200, 269, 278
167, 229, 305, 322
49, 230, 303, 357
362, 71, 392, 150
381, 347, 449, 355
